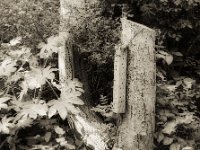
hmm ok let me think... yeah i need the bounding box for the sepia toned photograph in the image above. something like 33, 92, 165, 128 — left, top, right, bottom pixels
0, 0, 199, 150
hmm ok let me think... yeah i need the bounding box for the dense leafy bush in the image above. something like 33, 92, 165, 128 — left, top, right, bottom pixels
0, 34, 87, 149
0, 0, 87, 149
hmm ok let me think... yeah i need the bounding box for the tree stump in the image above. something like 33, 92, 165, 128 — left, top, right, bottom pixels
114, 18, 156, 150
59, 0, 108, 149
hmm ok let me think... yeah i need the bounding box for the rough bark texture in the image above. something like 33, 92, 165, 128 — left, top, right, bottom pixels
59, 0, 107, 149
114, 18, 156, 150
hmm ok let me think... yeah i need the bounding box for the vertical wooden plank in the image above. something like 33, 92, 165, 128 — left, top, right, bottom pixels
113, 44, 127, 113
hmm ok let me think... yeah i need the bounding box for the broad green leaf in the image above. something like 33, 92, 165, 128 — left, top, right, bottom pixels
15, 99, 48, 119
48, 98, 81, 120
16, 116, 33, 128
37, 35, 65, 59
8, 46, 31, 61
58, 106, 68, 120
62, 78, 84, 93
0, 57, 17, 77
24, 66, 57, 89
59, 79, 84, 106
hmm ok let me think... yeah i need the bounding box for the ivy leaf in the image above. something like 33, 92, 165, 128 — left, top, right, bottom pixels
0, 116, 14, 134
0, 57, 17, 77
0, 97, 11, 110
24, 66, 57, 89
48, 98, 81, 120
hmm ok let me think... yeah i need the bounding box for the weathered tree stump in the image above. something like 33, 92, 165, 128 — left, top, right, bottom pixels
59, 0, 108, 150
59, 0, 156, 149
113, 18, 156, 150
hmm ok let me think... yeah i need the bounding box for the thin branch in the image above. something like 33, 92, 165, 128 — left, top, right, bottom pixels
46, 80, 59, 99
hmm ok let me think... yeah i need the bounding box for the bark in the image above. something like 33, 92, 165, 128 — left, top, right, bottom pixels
59, 0, 108, 149
114, 18, 156, 150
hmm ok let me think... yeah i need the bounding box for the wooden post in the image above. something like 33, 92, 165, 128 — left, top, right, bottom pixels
114, 18, 156, 150
113, 44, 127, 113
